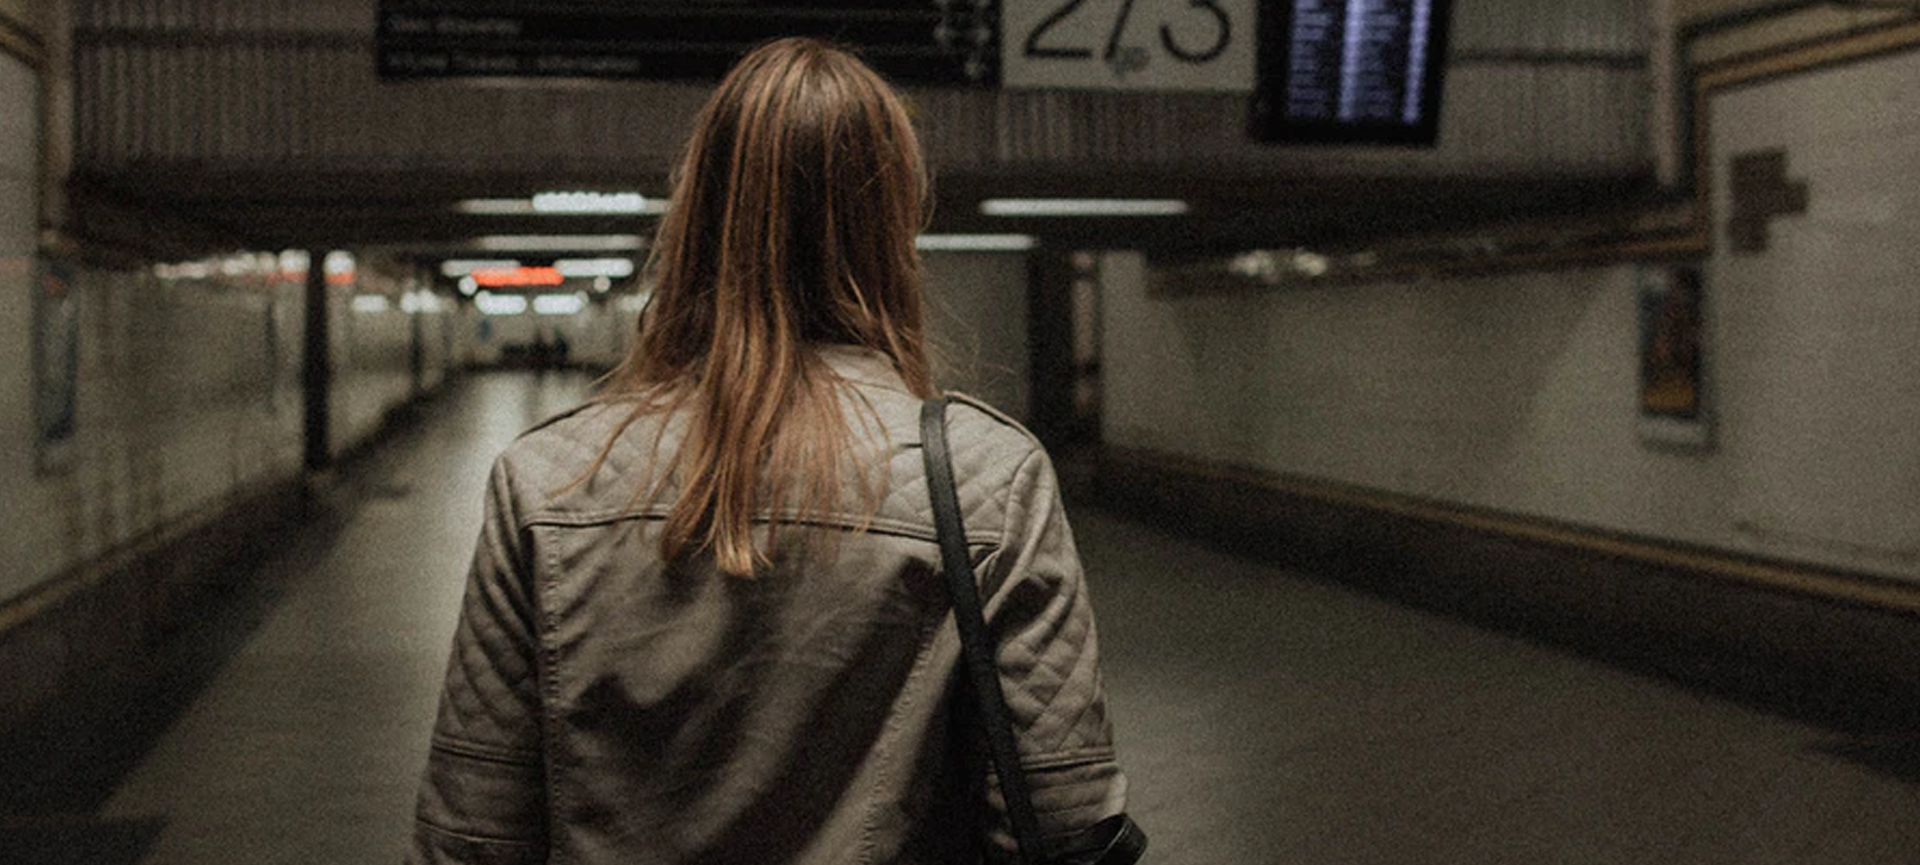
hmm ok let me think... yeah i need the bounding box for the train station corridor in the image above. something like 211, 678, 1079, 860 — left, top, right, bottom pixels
4, 373, 1914, 864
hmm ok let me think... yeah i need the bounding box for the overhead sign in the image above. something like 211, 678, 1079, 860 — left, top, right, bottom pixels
1248, 0, 1455, 145
1001, 0, 1254, 91
470, 266, 565, 288
376, 1, 1000, 86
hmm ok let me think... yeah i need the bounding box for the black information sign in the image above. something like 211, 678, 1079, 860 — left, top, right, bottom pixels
1248, 0, 1453, 146
376, 1, 999, 86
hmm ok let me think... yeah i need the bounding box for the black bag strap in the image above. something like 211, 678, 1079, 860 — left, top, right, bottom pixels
920, 396, 1049, 863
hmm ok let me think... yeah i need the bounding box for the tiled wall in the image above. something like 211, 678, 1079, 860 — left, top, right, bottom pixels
0, 263, 300, 602
1101, 41, 1920, 585
0, 255, 461, 607
331, 279, 418, 456
1706, 43, 1920, 578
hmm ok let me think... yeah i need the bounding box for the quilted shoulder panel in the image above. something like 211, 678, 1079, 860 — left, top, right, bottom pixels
858, 389, 1041, 546
502, 399, 688, 519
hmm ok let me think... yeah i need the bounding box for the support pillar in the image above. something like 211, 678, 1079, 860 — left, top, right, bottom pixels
302, 250, 331, 471
1027, 249, 1076, 453
1028, 248, 1104, 454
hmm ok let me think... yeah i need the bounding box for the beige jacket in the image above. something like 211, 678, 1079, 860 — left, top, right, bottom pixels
411, 346, 1129, 864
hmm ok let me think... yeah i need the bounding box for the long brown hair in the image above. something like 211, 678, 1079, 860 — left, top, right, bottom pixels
593, 37, 935, 576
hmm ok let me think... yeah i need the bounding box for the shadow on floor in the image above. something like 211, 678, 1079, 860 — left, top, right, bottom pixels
0, 815, 166, 865
1817, 734, 1920, 788
0, 512, 341, 817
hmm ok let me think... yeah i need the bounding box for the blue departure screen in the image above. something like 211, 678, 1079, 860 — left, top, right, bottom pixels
1250, 0, 1453, 146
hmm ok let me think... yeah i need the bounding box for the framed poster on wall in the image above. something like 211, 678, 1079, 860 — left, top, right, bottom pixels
1637, 264, 1711, 449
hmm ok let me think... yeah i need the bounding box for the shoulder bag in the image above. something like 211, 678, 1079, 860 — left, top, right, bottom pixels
920, 396, 1147, 865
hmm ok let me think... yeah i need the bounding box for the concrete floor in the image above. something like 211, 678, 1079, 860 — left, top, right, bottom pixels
21, 373, 1920, 863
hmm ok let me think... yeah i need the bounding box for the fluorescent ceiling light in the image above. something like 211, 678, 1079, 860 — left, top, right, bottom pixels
533, 293, 589, 316
350, 295, 391, 314
153, 261, 215, 281
915, 233, 1038, 252
457, 192, 667, 216
456, 199, 535, 215
400, 291, 450, 314
533, 191, 665, 215
553, 257, 637, 278
474, 291, 529, 316
476, 234, 646, 252
979, 198, 1189, 217
441, 258, 522, 277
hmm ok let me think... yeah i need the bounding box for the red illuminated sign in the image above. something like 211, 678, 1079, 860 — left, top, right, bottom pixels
471, 266, 565, 287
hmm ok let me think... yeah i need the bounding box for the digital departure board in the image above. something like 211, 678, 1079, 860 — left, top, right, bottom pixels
375, 1, 999, 86
1247, 0, 1453, 146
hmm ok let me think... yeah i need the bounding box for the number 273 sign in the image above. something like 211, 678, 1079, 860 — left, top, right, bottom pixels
1001, 0, 1253, 92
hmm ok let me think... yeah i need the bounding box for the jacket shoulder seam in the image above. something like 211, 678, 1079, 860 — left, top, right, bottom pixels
513, 400, 605, 442
945, 391, 1038, 442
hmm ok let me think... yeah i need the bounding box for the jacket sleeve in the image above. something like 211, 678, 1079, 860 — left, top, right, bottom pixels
977, 445, 1130, 857
411, 456, 549, 865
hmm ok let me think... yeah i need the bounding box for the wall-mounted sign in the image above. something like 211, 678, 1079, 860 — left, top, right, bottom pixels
1001, 0, 1254, 91
1248, 0, 1454, 146
375, 1, 999, 86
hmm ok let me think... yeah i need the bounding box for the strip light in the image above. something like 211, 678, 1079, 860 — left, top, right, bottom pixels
323, 250, 357, 285
456, 192, 667, 216
533, 191, 664, 214
476, 234, 646, 252
533, 293, 589, 316
400, 291, 451, 314
441, 258, 521, 277
473, 291, 528, 316
915, 234, 1038, 252
979, 198, 1189, 217
455, 199, 535, 215
553, 258, 637, 278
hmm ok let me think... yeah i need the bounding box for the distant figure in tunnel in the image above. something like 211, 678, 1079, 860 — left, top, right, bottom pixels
411, 37, 1138, 865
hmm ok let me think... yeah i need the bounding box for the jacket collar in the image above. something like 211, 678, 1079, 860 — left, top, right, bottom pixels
816, 343, 914, 395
